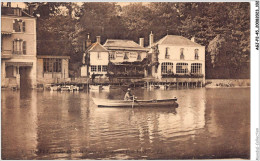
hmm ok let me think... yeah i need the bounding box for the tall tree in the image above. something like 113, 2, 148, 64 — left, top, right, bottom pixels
78, 2, 122, 43
25, 2, 250, 78
120, 3, 152, 43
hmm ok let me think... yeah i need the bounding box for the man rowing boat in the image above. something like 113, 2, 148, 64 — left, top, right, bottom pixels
124, 88, 134, 101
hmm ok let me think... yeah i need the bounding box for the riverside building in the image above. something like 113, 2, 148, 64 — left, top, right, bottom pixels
148, 32, 206, 86
1, 5, 37, 89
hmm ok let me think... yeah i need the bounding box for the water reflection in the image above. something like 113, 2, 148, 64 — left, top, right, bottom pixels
1, 90, 38, 159
1, 88, 250, 159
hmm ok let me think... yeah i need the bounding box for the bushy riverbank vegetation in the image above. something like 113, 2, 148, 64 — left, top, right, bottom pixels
205, 79, 250, 87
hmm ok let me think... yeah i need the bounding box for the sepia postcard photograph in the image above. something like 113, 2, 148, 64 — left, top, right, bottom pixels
0, 0, 259, 160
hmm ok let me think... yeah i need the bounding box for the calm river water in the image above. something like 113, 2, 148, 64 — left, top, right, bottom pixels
1, 87, 250, 159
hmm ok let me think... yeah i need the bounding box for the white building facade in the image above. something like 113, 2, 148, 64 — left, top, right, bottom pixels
81, 36, 109, 78
149, 34, 205, 84
103, 39, 149, 78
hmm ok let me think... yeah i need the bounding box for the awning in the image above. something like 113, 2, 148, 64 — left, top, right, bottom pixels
5, 62, 33, 67
109, 61, 144, 66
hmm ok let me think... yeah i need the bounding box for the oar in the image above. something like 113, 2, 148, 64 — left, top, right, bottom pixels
132, 95, 134, 108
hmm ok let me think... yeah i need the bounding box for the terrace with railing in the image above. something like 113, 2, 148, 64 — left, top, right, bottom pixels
1, 50, 12, 59
162, 73, 204, 78
107, 70, 144, 78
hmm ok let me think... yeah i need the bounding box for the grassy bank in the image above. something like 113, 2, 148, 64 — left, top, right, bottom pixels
205, 79, 250, 88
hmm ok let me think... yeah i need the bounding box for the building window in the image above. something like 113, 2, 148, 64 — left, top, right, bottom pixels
176, 63, 188, 74
180, 48, 184, 60
43, 59, 62, 72
129, 52, 138, 59
13, 39, 26, 55
98, 65, 102, 72
137, 53, 141, 60
43, 59, 50, 72
195, 49, 199, 60
102, 65, 107, 72
124, 52, 129, 60
109, 52, 115, 60
5, 66, 14, 78
191, 63, 202, 74
97, 52, 101, 59
165, 47, 170, 59
161, 62, 174, 74
53, 59, 62, 72
91, 65, 97, 72
155, 67, 158, 73
23, 41, 26, 54
13, 19, 25, 32
116, 51, 123, 57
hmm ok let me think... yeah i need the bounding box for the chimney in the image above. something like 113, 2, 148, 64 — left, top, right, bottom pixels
191, 37, 195, 42
85, 33, 91, 48
83, 33, 92, 51
149, 31, 154, 47
28, 5, 34, 16
7, 2, 11, 7
139, 38, 144, 47
96, 36, 101, 43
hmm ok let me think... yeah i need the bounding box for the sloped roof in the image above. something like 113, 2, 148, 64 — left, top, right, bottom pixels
152, 35, 203, 47
1, 7, 35, 18
103, 39, 148, 51
21, 10, 35, 18
88, 42, 108, 52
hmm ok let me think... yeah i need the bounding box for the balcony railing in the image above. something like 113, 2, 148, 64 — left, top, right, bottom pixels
107, 71, 144, 78
162, 73, 204, 78
1, 50, 12, 59
13, 51, 23, 55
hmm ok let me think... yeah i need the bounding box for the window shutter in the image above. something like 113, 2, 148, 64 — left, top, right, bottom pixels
12, 41, 15, 54
124, 52, 129, 60
23, 41, 26, 55
13, 20, 15, 32
137, 53, 141, 60
22, 21, 26, 32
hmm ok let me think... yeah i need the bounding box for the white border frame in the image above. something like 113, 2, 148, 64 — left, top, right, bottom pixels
0, 0, 259, 160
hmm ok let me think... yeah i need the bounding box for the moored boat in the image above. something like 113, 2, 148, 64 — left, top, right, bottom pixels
149, 84, 160, 90
166, 84, 177, 89
159, 84, 167, 90
92, 97, 178, 108
89, 85, 101, 90
102, 85, 110, 91
61, 85, 70, 91
50, 85, 61, 91
49, 84, 80, 92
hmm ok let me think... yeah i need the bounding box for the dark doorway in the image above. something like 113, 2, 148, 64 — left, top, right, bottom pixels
19, 66, 32, 90
147, 67, 152, 76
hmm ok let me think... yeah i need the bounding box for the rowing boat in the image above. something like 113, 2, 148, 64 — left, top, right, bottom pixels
92, 97, 178, 108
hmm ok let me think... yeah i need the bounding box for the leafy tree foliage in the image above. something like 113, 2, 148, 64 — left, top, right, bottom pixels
26, 2, 250, 78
